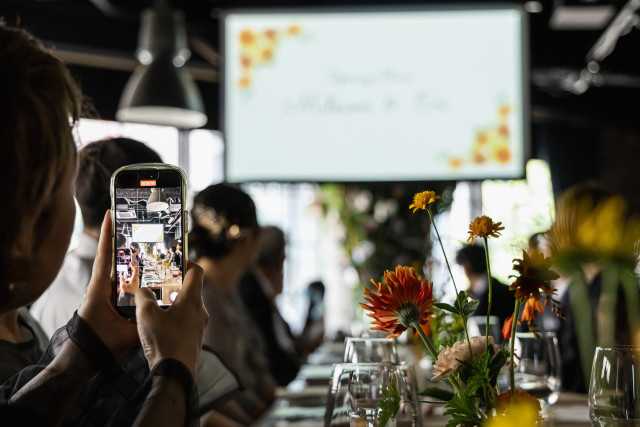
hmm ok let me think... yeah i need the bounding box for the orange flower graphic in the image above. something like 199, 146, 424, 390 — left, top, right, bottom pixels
238, 76, 251, 89
261, 48, 273, 62
287, 24, 301, 36
449, 157, 463, 169
473, 152, 486, 164
498, 104, 512, 118
494, 146, 512, 163
476, 131, 488, 144
361, 265, 435, 338
238, 29, 256, 47
236, 24, 302, 90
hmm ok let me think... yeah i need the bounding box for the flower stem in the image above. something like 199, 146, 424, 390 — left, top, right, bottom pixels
427, 208, 473, 355
483, 237, 493, 351
427, 208, 459, 296
509, 299, 522, 402
415, 323, 463, 395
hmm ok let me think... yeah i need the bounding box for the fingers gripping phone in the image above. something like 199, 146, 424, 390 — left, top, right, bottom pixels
111, 163, 188, 318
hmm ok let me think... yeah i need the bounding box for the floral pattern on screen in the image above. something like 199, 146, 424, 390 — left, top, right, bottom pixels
446, 103, 513, 170
236, 24, 302, 89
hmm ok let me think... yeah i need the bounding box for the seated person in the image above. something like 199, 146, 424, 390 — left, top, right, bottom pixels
456, 244, 515, 326
30, 137, 161, 337
0, 23, 208, 425
239, 226, 301, 386
190, 184, 278, 420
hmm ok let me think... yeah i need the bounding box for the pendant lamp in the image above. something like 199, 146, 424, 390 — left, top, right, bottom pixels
147, 189, 169, 212
116, 7, 207, 128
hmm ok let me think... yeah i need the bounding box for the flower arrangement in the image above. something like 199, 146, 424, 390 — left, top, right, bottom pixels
361, 190, 564, 426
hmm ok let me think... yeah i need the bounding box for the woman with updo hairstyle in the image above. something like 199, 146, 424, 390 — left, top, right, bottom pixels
190, 184, 278, 420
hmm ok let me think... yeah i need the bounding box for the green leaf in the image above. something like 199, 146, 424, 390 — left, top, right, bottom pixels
443, 387, 482, 426
455, 291, 480, 318
434, 302, 458, 314
419, 387, 454, 402
378, 382, 400, 427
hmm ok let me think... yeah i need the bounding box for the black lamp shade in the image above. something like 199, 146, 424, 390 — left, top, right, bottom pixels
116, 7, 207, 129
117, 55, 207, 128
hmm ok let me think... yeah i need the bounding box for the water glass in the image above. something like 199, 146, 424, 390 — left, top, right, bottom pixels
325, 363, 420, 427
513, 332, 562, 406
589, 346, 640, 425
343, 337, 400, 364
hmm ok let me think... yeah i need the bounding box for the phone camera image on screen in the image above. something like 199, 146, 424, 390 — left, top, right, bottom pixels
114, 170, 184, 311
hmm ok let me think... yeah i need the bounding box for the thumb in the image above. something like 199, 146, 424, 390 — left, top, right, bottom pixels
136, 288, 160, 319
135, 287, 155, 305
87, 211, 113, 298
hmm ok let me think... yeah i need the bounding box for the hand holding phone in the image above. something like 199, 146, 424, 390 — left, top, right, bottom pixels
135, 261, 208, 377
111, 163, 188, 318
78, 211, 139, 357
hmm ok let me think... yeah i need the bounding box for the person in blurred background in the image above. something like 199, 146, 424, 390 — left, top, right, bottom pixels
549, 183, 636, 393
239, 225, 301, 386
299, 280, 326, 360
30, 137, 161, 337
190, 184, 278, 420
456, 244, 515, 326
171, 244, 183, 269
0, 22, 207, 425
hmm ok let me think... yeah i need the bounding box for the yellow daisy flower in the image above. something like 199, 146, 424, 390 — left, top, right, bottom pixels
467, 215, 504, 244
409, 191, 440, 213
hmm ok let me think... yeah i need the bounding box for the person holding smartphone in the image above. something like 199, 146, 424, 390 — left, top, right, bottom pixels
0, 22, 208, 426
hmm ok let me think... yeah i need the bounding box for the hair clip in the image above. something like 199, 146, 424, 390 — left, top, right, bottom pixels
193, 205, 243, 241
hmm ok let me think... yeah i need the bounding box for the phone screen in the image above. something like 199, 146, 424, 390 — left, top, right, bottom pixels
113, 167, 185, 315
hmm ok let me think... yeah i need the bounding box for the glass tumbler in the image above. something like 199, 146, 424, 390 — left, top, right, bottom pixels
589, 346, 640, 426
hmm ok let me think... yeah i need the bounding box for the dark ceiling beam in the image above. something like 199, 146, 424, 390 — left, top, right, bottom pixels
52, 43, 218, 82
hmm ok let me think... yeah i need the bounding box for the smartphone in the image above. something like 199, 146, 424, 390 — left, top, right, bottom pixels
110, 163, 188, 318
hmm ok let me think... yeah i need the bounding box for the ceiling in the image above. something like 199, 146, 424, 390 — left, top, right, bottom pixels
1, 0, 639, 129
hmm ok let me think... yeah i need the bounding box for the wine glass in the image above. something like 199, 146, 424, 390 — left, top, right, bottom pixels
513, 332, 562, 406
589, 346, 640, 425
343, 337, 399, 364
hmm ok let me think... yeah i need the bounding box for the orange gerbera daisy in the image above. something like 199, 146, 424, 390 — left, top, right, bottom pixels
409, 191, 440, 213
467, 215, 504, 244
508, 249, 559, 301
361, 265, 435, 338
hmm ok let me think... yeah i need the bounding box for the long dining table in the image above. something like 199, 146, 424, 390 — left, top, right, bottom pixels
255, 342, 591, 427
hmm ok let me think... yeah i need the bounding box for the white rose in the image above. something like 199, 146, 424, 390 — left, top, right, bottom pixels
431, 336, 499, 381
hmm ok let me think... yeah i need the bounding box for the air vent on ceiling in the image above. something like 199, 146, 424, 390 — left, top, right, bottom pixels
116, 210, 137, 219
